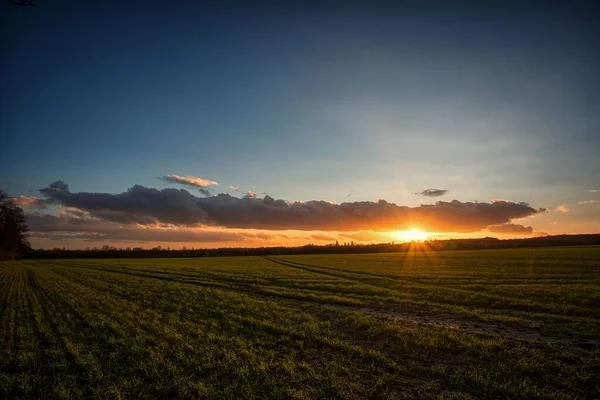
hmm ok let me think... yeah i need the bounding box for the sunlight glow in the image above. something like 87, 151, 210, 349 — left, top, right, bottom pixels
393, 229, 430, 242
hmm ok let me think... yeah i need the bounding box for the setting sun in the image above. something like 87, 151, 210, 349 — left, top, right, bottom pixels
393, 229, 430, 242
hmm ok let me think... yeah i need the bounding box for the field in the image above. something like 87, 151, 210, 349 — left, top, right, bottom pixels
1, 246, 599, 399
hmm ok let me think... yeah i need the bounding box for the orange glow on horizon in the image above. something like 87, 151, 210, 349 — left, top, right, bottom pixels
392, 228, 430, 242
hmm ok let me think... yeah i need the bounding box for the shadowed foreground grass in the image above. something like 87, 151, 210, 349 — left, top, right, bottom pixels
1, 246, 599, 399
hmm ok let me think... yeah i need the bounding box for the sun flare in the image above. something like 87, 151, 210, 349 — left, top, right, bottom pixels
393, 229, 430, 242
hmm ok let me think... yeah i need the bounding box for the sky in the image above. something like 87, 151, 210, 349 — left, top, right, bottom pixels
2, 1, 599, 249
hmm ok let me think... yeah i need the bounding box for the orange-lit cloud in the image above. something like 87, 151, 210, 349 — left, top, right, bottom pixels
555, 204, 570, 212
12, 195, 48, 208
159, 174, 218, 188
57, 206, 88, 218
487, 223, 533, 234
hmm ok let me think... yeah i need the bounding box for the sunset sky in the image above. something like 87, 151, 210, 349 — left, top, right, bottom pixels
2, 1, 599, 249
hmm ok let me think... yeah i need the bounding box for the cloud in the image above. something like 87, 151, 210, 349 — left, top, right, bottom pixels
38, 182, 544, 233
12, 195, 48, 208
245, 191, 257, 199
57, 206, 88, 218
247, 232, 277, 240
26, 214, 247, 243
40, 183, 207, 225
555, 204, 570, 212
230, 186, 240, 191
159, 175, 218, 188
309, 234, 337, 241
198, 188, 212, 197
578, 200, 597, 205
415, 189, 448, 197
589, 189, 600, 193
487, 223, 533, 234
49, 181, 69, 191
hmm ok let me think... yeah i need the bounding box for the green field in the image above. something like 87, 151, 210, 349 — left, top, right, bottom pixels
1, 246, 599, 399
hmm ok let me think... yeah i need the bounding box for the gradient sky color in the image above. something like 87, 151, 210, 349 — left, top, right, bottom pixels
2, 1, 599, 249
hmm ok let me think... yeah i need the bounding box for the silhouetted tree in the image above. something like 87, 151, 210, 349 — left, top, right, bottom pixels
0, 190, 30, 259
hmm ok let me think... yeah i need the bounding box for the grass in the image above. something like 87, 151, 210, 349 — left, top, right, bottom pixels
1, 245, 599, 399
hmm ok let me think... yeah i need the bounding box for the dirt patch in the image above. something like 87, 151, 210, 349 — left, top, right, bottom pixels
317, 303, 600, 348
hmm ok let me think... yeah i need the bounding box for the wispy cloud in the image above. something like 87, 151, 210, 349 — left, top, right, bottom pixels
415, 189, 448, 197
578, 200, 597, 205
159, 175, 218, 188
555, 204, 570, 212
229, 185, 239, 191
589, 189, 600, 193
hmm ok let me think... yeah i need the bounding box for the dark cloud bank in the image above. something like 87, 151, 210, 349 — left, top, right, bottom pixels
29, 182, 545, 235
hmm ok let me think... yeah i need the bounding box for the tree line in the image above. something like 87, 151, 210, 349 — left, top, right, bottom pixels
26, 234, 600, 259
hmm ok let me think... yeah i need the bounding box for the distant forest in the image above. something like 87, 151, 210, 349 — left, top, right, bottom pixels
26, 234, 600, 259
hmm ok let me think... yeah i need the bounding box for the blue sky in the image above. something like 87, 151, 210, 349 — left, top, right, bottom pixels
2, 1, 599, 247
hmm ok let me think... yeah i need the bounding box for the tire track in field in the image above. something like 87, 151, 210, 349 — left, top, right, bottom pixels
263, 257, 600, 347
3, 267, 38, 378
99, 263, 600, 345
72, 265, 371, 310
0, 267, 17, 329
265, 257, 599, 320
28, 264, 421, 392
49, 261, 597, 347
29, 266, 144, 341
23, 267, 147, 398
44, 263, 456, 333
38, 265, 468, 381
19, 264, 457, 341
26, 268, 96, 364
267, 257, 539, 298
0, 267, 23, 369
33, 263, 244, 350
34, 261, 600, 348
15, 265, 412, 398
269, 257, 600, 297
42, 266, 595, 398
24, 266, 187, 388
103, 265, 397, 302
23, 268, 71, 378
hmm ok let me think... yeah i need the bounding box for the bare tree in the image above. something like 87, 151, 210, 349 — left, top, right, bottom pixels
0, 190, 30, 259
